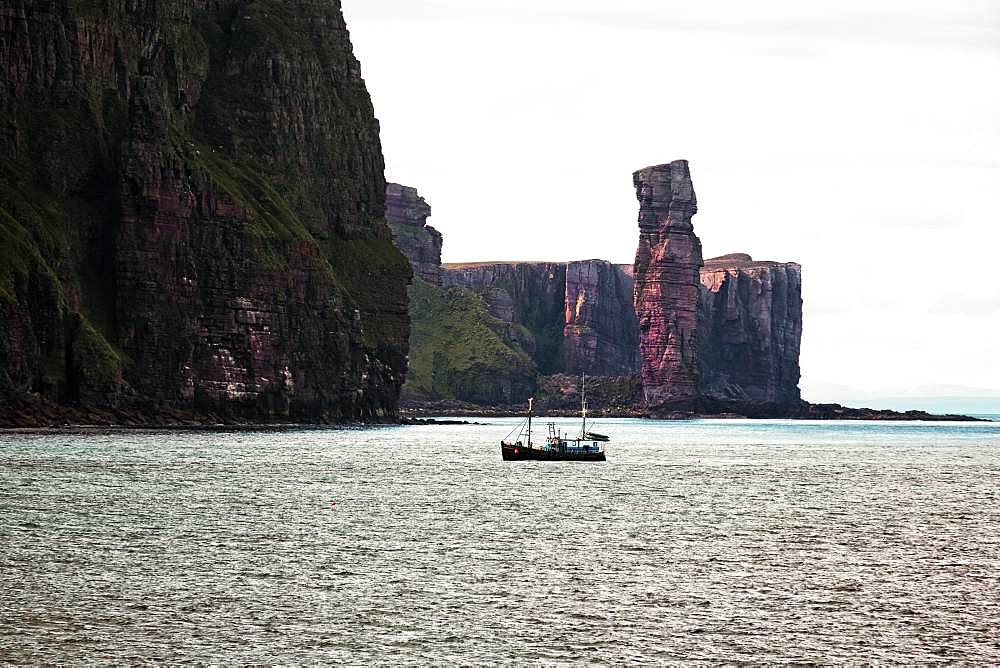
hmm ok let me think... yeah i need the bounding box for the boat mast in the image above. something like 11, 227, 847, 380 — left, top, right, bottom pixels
581, 373, 587, 437
527, 397, 533, 446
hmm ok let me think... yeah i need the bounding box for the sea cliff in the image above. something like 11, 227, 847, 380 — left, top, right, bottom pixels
699, 254, 802, 405
383, 177, 980, 421
388, 171, 805, 413
386, 183, 442, 285
632, 161, 704, 409
630, 163, 804, 415
0, 0, 410, 426
386, 195, 642, 408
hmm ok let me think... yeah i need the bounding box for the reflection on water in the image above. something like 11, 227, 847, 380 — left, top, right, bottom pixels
1, 419, 999, 663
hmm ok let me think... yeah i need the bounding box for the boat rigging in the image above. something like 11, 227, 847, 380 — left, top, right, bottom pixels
500, 374, 608, 462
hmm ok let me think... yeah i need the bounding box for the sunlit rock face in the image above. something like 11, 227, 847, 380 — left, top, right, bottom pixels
563, 260, 639, 376
386, 183, 443, 285
632, 162, 803, 412
397, 158, 803, 413
699, 255, 803, 405
632, 161, 704, 409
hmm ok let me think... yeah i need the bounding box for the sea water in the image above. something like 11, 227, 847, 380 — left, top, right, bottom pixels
1, 419, 998, 663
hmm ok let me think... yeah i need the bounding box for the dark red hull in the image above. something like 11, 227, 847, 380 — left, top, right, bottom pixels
500, 441, 606, 462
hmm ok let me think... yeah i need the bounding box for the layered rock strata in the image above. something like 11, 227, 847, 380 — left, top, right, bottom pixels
563, 261, 639, 375
0, 0, 410, 423
443, 262, 568, 373
632, 161, 704, 409
403, 278, 535, 405
442, 261, 639, 376
699, 254, 803, 404
386, 183, 443, 284
401, 158, 804, 412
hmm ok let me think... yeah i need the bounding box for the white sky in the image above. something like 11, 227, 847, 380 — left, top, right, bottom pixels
343, 0, 1000, 396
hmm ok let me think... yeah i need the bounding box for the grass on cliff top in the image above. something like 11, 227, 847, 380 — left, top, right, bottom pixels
404, 278, 536, 401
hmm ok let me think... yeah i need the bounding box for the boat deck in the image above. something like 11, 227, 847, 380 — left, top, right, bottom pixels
500, 440, 606, 462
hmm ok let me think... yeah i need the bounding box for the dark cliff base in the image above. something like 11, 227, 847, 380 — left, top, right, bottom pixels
400, 398, 986, 422
400, 373, 986, 421
0, 397, 400, 430
2, 395, 985, 427
400, 402, 645, 420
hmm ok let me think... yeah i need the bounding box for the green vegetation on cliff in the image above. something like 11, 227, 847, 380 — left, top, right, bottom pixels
0, 165, 124, 404
324, 235, 413, 349
1, 0, 409, 422
188, 2, 411, 385
404, 278, 536, 404
69, 318, 123, 403
401, 278, 643, 413
0, 204, 54, 305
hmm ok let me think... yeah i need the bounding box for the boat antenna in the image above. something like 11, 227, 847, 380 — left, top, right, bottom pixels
527, 397, 534, 446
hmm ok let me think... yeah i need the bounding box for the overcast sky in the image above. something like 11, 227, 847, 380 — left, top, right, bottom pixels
342, 0, 1000, 398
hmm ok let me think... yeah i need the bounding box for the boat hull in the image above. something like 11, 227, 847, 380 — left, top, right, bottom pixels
500, 442, 606, 462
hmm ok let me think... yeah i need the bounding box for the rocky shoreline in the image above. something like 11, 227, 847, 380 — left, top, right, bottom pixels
0, 398, 400, 430
400, 400, 987, 422
1, 5, 987, 432
0, 395, 990, 432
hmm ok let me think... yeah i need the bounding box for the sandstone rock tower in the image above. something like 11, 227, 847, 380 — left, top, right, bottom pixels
633, 161, 704, 409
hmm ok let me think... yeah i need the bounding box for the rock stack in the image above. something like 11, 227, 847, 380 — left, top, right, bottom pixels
632, 161, 705, 409
385, 184, 443, 285
392, 160, 804, 414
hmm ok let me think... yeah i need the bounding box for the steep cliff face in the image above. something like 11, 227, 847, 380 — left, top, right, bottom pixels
699, 254, 802, 404
443, 262, 568, 373
386, 183, 442, 284
631, 162, 804, 412
399, 249, 640, 406
0, 0, 410, 422
442, 261, 639, 377
563, 260, 639, 375
632, 161, 704, 409
397, 157, 804, 413
403, 277, 536, 405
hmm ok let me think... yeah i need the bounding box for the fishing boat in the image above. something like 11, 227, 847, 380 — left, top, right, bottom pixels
500, 375, 609, 462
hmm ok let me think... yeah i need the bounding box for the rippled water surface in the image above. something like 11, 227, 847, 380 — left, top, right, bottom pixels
2, 419, 999, 663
